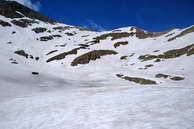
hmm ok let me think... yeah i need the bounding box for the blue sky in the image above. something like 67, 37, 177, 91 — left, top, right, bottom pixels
32, 0, 194, 32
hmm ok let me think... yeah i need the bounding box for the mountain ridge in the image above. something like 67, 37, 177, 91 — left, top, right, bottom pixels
0, 0, 194, 86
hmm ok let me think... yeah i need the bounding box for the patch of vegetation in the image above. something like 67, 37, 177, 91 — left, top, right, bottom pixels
120, 53, 135, 60
14, 50, 37, 60
138, 44, 194, 61
81, 35, 89, 37
0, 20, 11, 27
32, 27, 47, 33
91, 32, 132, 44
46, 50, 58, 55
55, 44, 67, 47
116, 74, 157, 85
47, 48, 83, 62
71, 50, 118, 66
52, 34, 62, 38
53, 26, 91, 31
78, 44, 90, 48
144, 64, 154, 69
129, 53, 135, 57
120, 56, 128, 60
153, 50, 160, 52
155, 73, 185, 81
155, 74, 171, 79
154, 59, 161, 62
170, 76, 185, 81
114, 41, 128, 48
14, 50, 29, 58
74, 26, 93, 31
168, 26, 194, 41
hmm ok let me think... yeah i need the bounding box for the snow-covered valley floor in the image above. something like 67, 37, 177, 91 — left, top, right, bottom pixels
0, 83, 194, 129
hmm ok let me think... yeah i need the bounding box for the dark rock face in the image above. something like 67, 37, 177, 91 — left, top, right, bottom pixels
11, 19, 38, 28
65, 32, 75, 36
53, 26, 92, 32
32, 27, 47, 33
11, 20, 28, 28
71, 50, 118, 66
40, 36, 54, 41
134, 27, 171, 39
0, 1, 56, 24
0, 20, 11, 27
39, 35, 62, 41
52, 35, 62, 38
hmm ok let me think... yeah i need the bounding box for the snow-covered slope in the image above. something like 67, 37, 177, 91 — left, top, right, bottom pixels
0, 1, 194, 129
